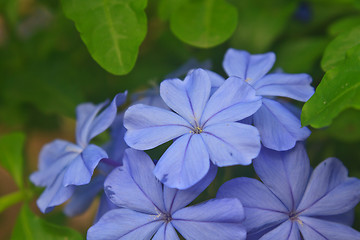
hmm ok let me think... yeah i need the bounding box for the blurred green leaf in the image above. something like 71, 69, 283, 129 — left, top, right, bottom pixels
62, 0, 147, 75
157, 0, 187, 20
170, 0, 238, 48
325, 108, 360, 142
229, 0, 297, 52
0, 132, 25, 189
321, 26, 360, 71
328, 15, 360, 36
276, 37, 329, 73
302, 47, 360, 128
11, 204, 83, 240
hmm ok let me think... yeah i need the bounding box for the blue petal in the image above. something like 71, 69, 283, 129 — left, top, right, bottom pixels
163, 164, 217, 214
124, 104, 191, 150
253, 73, 314, 101
94, 193, 118, 223
104, 149, 165, 214
204, 70, 225, 95
172, 198, 246, 240
298, 216, 360, 240
76, 92, 126, 147
297, 158, 360, 216
253, 98, 311, 151
132, 88, 169, 110
153, 134, 210, 190
217, 177, 288, 232
202, 122, 260, 166
36, 171, 76, 213
160, 69, 211, 126
259, 220, 300, 240
87, 209, 163, 240
64, 175, 105, 217
200, 76, 261, 127
63, 144, 108, 186
254, 144, 311, 211
317, 209, 355, 226
37, 139, 81, 171
223, 48, 275, 83
152, 223, 180, 240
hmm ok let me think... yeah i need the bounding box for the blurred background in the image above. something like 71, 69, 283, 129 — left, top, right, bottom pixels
0, 0, 360, 238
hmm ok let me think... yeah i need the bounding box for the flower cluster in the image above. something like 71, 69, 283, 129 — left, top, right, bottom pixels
31, 49, 360, 240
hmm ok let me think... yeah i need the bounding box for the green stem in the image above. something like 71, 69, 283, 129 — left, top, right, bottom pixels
0, 189, 32, 213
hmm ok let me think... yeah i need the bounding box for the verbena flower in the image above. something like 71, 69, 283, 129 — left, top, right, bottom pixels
30, 92, 126, 213
124, 68, 261, 189
87, 149, 246, 240
217, 144, 360, 239
223, 49, 314, 151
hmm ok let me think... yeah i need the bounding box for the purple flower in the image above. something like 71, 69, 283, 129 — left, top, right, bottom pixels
124, 68, 261, 189
217, 144, 360, 239
30, 92, 127, 213
87, 149, 246, 240
223, 49, 314, 151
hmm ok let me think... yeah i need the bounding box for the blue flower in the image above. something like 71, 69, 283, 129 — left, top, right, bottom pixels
30, 92, 127, 213
223, 49, 314, 151
87, 149, 246, 240
217, 144, 360, 239
124, 68, 261, 189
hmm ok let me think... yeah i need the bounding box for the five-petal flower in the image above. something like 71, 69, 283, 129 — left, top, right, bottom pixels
87, 148, 246, 240
124, 68, 262, 189
223, 49, 315, 151
30, 92, 126, 213
217, 143, 360, 239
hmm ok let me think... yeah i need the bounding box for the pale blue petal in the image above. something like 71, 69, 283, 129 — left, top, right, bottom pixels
223, 48, 275, 83
163, 164, 217, 213
104, 149, 165, 214
254, 144, 311, 211
165, 58, 211, 79
297, 158, 360, 216
202, 122, 260, 166
63, 144, 108, 186
204, 70, 225, 95
317, 209, 354, 226
36, 171, 76, 213
253, 73, 314, 102
298, 216, 360, 240
153, 134, 210, 190
217, 177, 288, 232
200, 76, 261, 127
152, 223, 180, 240
64, 175, 105, 217
260, 220, 300, 240
124, 104, 190, 150
76, 92, 126, 147
94, 193, 118, 223
160, 69, 211, 126
253, 98, 311, 151
87, 209, 163, 240
37, 139, 81, 170
132, 88, 169, 110
172, 198, 246, 240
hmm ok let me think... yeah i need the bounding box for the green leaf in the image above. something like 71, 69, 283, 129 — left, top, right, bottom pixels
170, 0, 238, 48
157, 0, 187, 20
229, 0, 296, 52
321, 25, 360, 71
0, 132, 25, 189
328, 16, 360, 36
11, 204, 83, 240
62, 0, 147, 75
302, 47, 360, 128
325, 108, 360, 142
276, 37, 329, 73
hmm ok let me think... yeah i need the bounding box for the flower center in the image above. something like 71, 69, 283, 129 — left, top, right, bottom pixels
289, 211, 303, 226
191, 126, 203, 134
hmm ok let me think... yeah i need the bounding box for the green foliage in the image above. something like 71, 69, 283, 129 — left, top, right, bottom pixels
321, 26, 360, 71
302, 47, 360, 128
0, 132, 25, 189
157, 0, 187, 20
170, 0, 238, 48
328, 16, 360, 36
12, 204, 83, 240
325, 108, 360, 142
62, 0, 148, 75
